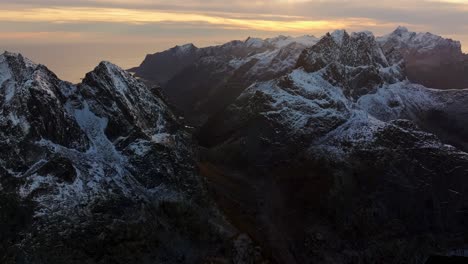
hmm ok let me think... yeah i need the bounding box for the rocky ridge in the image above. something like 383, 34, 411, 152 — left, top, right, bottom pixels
198, 29, 468, 264
0, 52, 264, 264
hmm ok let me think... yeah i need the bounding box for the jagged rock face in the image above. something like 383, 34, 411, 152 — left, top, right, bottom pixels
0, 52, 88, 174
297, 30, 404, 99
0, 52, 266, 264
378, 26, 468, 89
358, 82, 468, 152
79, 61, 178, 142
132, 36, 319, 125
199, 30, 468, 263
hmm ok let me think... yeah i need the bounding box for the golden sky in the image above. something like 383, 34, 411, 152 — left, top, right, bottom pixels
1, 0, 467, 81
0, 1, 467, 43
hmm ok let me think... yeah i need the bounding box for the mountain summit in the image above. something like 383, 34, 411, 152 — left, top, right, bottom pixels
196, 28, 468, 263
131, 28, 468, 126
378, 26, 468, 89
0, 52, 265, 263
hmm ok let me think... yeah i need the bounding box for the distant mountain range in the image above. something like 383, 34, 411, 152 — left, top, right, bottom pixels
132, 27, 468, 126
2, 27, 468, 263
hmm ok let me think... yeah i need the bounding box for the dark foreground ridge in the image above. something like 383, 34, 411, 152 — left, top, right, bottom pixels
0, 51, 267, 263
426, 256, 468, 264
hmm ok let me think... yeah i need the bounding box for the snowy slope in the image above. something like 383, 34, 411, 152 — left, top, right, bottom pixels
377, 26, 462, 54
378, 26, 468, 89
0, 52, 263, 263
200, 29, 468, 264
133, 35, 319, 125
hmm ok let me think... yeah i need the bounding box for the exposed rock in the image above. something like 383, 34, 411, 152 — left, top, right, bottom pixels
198, 30, 468, 264
132, 36, 319, 125
378, 26, 468, 89
0, 52, 265, 264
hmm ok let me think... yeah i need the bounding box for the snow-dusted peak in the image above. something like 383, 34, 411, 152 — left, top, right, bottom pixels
352, 30, 374, 39
99, 60, 129, 77
245, 37, 265, 48
378, 26, 462, 53
0, 51, 69, 106
393, 26, 409, 35
1, 51, 37, 67
266, 35, 319, 48
80, 59, 175, 140
296, 29, 403, 99
298, 28, 391, 71
377, 27, 467, 89
330, 29, 348, 45
293, 35, 319, 46
0, 51, 38, 80
173, 43, 198, 55
85, 61, 131, 86
80, 61, 144, 109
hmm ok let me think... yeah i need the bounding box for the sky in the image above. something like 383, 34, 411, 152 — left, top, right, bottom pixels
1, 0, 468, 82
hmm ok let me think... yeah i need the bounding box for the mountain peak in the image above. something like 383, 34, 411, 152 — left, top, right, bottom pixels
352, 30, 375, 38
394, 26, 409, 34
245, 37, 265, 48
0, 51, 62, 102
1, 51, 37, 72
266, 35, 319, 48
2, 50, 20, 58
87, 60, 129, 83
330, 29, 348, 45
82, 60, 135, 94
99, 60, 125, 73
379, 26, 462, 54
174, 43, 197, 53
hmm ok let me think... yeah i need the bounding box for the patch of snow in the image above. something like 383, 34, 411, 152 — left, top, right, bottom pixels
5, 111, 30, 133
128, 139, 152, 156
0, 54, 14, 102
266, 35, 318, 48
103, 62, 129, 95
245, 37, 265, 48
228, 36, 313, 75
175, 43, 196, 54
19, 173, 56, 199
242, 69, 351, 135
331, 30, 346, 45
151, 133, 174, 147
358, 82, 438, 121
377, 26, 461, 53
72, 101, 126, 166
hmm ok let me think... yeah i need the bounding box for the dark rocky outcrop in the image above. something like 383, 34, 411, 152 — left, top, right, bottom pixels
198, 30, 468, 264
0, 52, 266, 264
132, 36, 319, 125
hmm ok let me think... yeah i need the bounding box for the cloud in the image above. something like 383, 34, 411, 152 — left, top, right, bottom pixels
0, 6, 388, 33
2, 0, 467, 82
0, 0, 467, 51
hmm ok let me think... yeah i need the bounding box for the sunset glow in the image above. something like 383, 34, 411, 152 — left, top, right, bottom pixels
0, 7, 380, 32
1, 0, 467, 81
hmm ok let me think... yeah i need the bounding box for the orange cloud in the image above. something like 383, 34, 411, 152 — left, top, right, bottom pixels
0, 6, 383, 32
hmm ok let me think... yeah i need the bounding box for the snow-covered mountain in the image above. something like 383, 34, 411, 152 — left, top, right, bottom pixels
132, 29, 467, 126
0, 52, 264, 263
378, 26, 468, 89
132, 35, 319, 125
198, 29, 468, 263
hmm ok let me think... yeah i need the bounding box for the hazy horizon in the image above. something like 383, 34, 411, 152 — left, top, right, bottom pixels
1, 0, 468, 82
